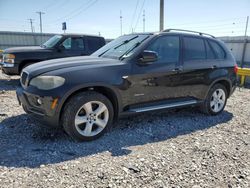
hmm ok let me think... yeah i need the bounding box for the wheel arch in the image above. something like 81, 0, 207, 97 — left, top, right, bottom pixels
58, 84, 122, 125
19, 59, 41, 73
207, 78, 232, 98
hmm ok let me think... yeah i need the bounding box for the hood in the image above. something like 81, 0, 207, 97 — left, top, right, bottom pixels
23, 56, 121, 77
4, 46, 47, 53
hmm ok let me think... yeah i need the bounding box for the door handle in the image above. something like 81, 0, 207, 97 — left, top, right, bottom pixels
212, 65, 217, 69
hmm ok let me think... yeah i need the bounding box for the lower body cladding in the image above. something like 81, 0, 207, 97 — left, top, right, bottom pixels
1, 62, 19, 75
16, 88, 60, 127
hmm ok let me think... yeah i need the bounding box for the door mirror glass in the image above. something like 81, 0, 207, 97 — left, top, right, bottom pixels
138, 50, 158, 64
57, 45, 65, 52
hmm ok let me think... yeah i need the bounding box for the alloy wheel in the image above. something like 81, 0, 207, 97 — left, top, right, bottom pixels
210, 89, 226, 113
74, 101, 109, 137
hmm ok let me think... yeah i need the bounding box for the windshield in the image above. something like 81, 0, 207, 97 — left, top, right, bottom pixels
92, 34, 150, 59
42, 35, 62, 48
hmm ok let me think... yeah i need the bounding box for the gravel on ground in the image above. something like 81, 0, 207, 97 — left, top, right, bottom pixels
0, 70, 249, 188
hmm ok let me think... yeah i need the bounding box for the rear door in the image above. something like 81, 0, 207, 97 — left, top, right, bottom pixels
177, 36, 217, 100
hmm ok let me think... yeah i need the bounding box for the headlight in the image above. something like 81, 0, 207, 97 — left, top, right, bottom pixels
30, 76, 65, 90
3, 54, 15, 63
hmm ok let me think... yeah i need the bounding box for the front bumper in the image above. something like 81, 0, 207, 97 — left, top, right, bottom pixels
16, 87, 60, 127
1, 62, 19, 75
1, 62, 15, 67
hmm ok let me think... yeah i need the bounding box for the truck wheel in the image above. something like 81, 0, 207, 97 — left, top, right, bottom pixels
201, 83, 228, 115
62, 91, 114, 141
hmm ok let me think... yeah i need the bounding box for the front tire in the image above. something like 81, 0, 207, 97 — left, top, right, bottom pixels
201, 83, 228, 115
62, 91, 114, 141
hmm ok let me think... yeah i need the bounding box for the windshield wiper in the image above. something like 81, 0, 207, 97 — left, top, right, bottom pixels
119, 36, 150, 60
98, 48, 110, 57
40, 44, 46, 48
98, 36, 139, 57
114, 36, 139, 49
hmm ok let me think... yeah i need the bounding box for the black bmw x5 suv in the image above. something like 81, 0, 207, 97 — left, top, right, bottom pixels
17, 29, 237, 141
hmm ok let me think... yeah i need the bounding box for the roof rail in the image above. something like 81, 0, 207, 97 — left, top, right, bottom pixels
162, 29, 216, 38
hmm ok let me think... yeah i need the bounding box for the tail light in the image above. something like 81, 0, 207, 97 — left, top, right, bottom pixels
234, 64, 238, 74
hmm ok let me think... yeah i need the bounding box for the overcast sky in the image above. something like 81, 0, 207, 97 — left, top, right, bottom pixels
0, 0, 249, 38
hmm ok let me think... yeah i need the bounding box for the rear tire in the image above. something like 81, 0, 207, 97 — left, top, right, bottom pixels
201, 83, 228, 115
61, 91, 114, 141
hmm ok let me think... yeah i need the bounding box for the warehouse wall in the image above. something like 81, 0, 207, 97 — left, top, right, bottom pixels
0, 31, 55, 49
218, 36, 250, 67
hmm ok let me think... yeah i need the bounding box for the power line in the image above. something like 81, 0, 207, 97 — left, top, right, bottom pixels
48, 0, 98, 24
168, 22, 245, 29
36, 11, 45, 33
130, 0, 140, 33
134, 0, 146, 31
42, 0, 69, 11
167, 17, 246, 27
66, 0, 99, 21
42, 0, 60, 10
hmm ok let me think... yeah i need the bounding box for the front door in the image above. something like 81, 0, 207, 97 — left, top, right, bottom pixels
126, 35, 182, 105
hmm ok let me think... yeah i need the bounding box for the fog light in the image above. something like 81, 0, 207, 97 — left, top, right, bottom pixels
37, 98, 42, 105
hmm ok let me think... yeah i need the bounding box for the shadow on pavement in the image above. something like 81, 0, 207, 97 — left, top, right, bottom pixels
0, 108, 233, 168
0, 78, 20, 91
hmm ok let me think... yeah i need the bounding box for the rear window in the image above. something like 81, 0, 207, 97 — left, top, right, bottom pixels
183, 37, 206, 61
87, 37, 104, 53
208, 40, 226, 59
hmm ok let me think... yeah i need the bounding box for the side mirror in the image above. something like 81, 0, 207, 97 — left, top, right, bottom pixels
57, 45, 65, 52
138, 50, 158, 65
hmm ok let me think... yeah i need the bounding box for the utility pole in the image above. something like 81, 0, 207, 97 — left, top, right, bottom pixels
244, 16, 249, 37
241, 16, 249, 67
159, 0, 164, 31
143, 10, 145, 32
36, 11, 45, 33
120, 10, 123, 36
28, 19, 34, 33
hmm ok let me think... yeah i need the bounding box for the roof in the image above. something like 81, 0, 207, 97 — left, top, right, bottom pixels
123, 29, 216, 39
61, 33, 104, 38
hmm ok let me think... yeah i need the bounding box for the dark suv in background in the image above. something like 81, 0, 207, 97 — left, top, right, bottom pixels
17, 29, 237, 141
0, 34, 105, 75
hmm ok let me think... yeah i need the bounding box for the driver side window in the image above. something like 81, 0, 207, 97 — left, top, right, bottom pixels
146, 36, 180, 63
62, 38, 71, 49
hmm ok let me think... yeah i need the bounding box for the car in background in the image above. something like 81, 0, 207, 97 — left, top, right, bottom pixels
0, 34, 105, 75
17, 29, 237, 141
0, 49, 3, 64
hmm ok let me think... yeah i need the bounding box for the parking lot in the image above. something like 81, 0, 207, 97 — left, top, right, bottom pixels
0, 70, 249, 187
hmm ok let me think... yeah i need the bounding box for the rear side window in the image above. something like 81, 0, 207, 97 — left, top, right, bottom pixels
62, 37, 85, 50
208, 40, 226, 59
87, 37, 104, 53
205, 40, 215, 59
183, 37, 206, 61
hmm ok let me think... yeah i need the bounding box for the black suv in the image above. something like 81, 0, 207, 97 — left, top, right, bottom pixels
17, 29, 237, 141
1, 34, 105, 75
